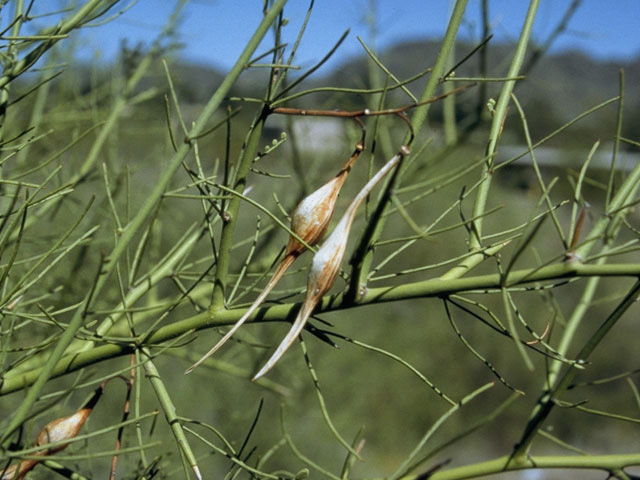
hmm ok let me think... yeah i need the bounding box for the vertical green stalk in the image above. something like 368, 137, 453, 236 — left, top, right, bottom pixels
470, 0, 539, 250
15, 54, 55, 166
211, 1, 297, 310
438, 0, 539, 283
443, 1, 458, 145
133, 350, 149, 475
606, 70, 624, 211
0, 0, 24, 187
363, 0, 395, 160
210, 110, 267, 310
0, 0, 287, 445
536, 71, 634, 388
408, 0, 469, 140
476, 0, 490, 121
141, 349, 202, 479
348, 0, 469, 300
442, 74, 458, 145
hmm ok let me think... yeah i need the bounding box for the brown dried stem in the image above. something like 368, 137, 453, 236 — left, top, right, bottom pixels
269, 83, 474, 118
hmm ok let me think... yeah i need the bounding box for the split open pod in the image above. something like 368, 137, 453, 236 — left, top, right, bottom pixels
253, 145, 411, 380
185, 140, 365, 375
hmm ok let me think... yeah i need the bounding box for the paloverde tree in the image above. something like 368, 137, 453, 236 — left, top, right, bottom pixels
0, 1, 639, 479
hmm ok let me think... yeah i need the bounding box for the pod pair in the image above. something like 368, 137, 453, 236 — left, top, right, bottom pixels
187, 141, 410, 379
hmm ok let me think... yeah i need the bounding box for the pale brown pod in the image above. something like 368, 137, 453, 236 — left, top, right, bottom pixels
35, 407, 93, 454
185, 143, 364, 375
1, 383, 103, 479
252, 147, 410, 380
1, 459, 38, 480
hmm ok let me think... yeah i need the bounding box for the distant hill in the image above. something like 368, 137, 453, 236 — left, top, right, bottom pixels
307, 39, 640, 137
33, 38, 639, 142
150, 39, 639, 110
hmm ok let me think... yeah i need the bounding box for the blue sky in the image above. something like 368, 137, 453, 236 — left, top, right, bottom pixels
11, 1, 640, 71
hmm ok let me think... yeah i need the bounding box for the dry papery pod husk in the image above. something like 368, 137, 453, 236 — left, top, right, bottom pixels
1, 380, 109, 480
185, 141, 365, 375
253, 146, 411, 381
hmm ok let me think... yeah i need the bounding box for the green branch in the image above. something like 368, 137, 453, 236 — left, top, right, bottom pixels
393, 453, 640, 480
3, 261, 640, 396
210, 112, 268, 310
470, 0, 540, 248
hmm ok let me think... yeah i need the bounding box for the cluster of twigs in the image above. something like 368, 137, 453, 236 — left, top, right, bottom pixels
1, 1, 640, 479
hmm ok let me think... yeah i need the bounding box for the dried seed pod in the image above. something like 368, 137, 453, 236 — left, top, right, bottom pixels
253, 147, 410, 380
185, 143, 365, 375
1, 459, 38, 480
1, 383, 103, 480
35, 406, 94, 453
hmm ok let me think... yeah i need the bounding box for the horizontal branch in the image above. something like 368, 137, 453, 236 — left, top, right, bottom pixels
269, 83, 474, 118
397, 452, 640, 480
2, 262, 640, 396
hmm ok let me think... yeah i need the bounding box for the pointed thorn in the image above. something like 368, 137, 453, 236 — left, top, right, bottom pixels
192, 465, 203, 480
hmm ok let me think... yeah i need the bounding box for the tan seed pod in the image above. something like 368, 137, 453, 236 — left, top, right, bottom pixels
35, 407, 93, 454
185, 143, 364, 375
253, 147, 410, 380
1, 384, 103, 479
1, 459, 38, 480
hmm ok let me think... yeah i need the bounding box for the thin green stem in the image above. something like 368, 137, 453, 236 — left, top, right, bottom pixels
141, 348, 202, 480
210, 111, 267, 310
392, 452, 640, 480
390, 382, 494, 479
470, 0, 540, 249
606, 69, 625, 211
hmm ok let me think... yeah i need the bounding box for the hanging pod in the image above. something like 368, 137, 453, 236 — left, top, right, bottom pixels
252, 145, 411, 381
185, 137, 365, 375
